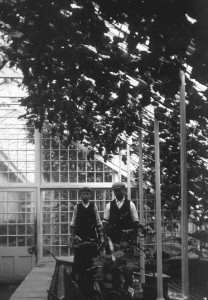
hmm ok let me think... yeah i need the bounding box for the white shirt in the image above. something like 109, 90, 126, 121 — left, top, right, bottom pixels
104, 197, 139, 222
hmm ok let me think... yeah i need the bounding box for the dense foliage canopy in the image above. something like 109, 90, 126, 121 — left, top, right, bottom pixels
0, 0, 208, 223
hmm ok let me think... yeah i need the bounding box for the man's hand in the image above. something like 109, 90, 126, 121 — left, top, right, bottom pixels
98, 234, 105, 246
67, 235, 82, 249
74, 235, 82, 243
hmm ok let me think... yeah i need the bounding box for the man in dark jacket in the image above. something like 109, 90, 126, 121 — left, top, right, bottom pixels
70, 187, 102, 296
103, 182, 139, 245
103, 182, 140, 290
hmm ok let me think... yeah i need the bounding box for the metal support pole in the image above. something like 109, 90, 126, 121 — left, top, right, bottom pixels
127, 143, 131, 199
180, 69, 189, 299
35, 129, 42, 261
118, 149, 122, 181
154, 118, 164, 300
139, 130, 145, 284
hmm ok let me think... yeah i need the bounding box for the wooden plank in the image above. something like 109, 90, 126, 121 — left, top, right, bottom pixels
10, 258, 56, 300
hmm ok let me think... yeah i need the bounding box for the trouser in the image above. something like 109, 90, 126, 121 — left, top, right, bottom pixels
72, 245, 96, 295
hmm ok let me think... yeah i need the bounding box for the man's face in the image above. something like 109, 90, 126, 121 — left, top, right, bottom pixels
80, 191, 91, 204
114, 187, 126, 201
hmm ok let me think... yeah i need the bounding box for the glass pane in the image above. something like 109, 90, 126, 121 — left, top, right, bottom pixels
51, 139, 59, 149
9, 236, 16, 246
18, 236, 25, 246
69, 172, 77, 182
60, 172, 68, 182
104, 165, 111, 172
43, 235, 51, 245
51, 246, 59, 256
52, 235, 59, 245
60, 162, 68, 172
78, 151, 86, 160
51, 150, 59, 160
43, 225, 50, 234
69, 150, 76, 160
52, 202, 59, 211
96, 173, 103, 182
61, 236, 68, 245
43, 172, 50, 182
78, 172, 86, 182
43, 161, 50, 172
51, 172, 59, 182
60, 202, 68, 211
42, 150, 50, 160
61, 213, 68, 222
0, 225, 7, 235
26, 236, 34, 246
0, 236, 7, 246
51, 161, 59, 172
42, 139, 50, 149
27, 225, 34, 235
60, 150, 68, 160
87, 162, 94, 171
96, 190, 103, 200
105, 172, 112, 182
17, 225, 25, 235
87, 172, 94, 182
69, 191, 77, 200
43, 213, 51, 223
0, 214, 7, 222
106, 190, 112, 201
51, 224, 59, 234
61, 224, 68, 234
52, 213, 59, 223
96, 162, 103, 171
17, 213, 25, 223
69, 162, 77, 171
8, 225, 16, 235
78, 162, 85, 171
60, 191, 68, 200
8, 214, 17, 223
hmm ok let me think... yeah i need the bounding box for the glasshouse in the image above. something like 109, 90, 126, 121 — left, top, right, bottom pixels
1, 1, 208, 300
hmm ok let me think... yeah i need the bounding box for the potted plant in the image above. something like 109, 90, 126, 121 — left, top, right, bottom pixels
93, 224, 170, 300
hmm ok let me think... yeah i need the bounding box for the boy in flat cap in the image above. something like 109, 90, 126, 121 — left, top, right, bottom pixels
70, 187, 102, 296
103, 182, 139, 245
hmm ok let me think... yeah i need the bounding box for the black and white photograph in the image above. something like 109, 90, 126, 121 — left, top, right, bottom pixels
0, 1, 208, 299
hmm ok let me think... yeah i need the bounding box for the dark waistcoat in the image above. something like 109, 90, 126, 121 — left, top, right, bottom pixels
76, 202, 97, 240
108, 198, 133, 232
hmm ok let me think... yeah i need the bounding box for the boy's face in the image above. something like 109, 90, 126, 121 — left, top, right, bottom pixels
80, 191, 91, 204
114, 187, 126, 201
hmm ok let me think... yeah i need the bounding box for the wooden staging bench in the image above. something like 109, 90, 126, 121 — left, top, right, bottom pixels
9, 258, 57, 300
168, 279, 206, 300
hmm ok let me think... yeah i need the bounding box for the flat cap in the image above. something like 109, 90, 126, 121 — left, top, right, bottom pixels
112, 182, 126, 189
79, 187, 92, 193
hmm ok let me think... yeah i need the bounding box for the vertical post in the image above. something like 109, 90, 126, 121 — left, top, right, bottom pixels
154, 118, 164, 300
139, 130, 145, 284
35, 129, 42, 261
180, 69, 189, 299
127, 143, 131, 199
118, 149, 122, 181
